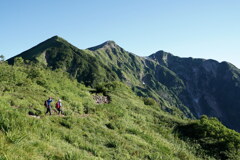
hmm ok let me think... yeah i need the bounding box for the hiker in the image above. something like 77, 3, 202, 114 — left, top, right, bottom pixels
45, 97, 53, 115
56, 99, 63, 115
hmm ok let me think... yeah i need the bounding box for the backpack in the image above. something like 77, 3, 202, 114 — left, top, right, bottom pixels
44, 100, 48, 107
56, 102, 60, 109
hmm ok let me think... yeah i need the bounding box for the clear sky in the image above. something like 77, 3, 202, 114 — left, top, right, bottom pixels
1, 0, 240, 68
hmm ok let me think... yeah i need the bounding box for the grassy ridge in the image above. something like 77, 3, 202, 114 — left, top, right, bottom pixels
8, 36, 240, 132
0, 62, 209, 160
4, 37, 240, 159
7, 36, 193, 119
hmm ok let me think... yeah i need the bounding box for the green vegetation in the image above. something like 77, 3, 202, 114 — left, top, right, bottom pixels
143, 97, 156, 105
150, 50, 240, 131
3, 36, 240, 159
8, 36, 240, 132
0, 61, 217, 159
7, 36, 192, 120
176, 115, 240, 160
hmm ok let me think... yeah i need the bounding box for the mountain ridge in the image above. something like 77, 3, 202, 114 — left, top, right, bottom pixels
2, 59, 240, 159
7, 36, 240, 131
9, 36, 235, 69
87, 40, 120, 51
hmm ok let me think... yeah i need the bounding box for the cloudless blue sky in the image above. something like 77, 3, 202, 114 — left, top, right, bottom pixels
1, 0, 240, 67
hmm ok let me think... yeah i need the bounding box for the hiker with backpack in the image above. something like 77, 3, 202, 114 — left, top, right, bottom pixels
56, 99, 63, 115
45, 97, 53, 115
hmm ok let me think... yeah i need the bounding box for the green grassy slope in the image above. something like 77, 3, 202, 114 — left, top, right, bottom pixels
7, 36, 240, 132
1, 61, 240, 159
87, 41, 193, 118
8, 36, 120, 86
7, 36, 192, 119
0, 62, 212, 160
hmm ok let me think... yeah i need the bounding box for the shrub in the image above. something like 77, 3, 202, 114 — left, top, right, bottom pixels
105, 140, 117, 148
105, 123, 115, 130
176, 115, 240, 159
143, 97, 155, 105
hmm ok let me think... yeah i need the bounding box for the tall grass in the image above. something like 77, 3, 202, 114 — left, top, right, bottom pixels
0, 62, 223, 159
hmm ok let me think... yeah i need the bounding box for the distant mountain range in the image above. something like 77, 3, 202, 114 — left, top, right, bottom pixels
8, 36, 240, 131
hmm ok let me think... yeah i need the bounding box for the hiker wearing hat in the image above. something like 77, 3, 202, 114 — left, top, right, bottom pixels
56, 99, 63, 115
45, 97, 53, 115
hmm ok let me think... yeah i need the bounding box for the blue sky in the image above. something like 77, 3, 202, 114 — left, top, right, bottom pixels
1, 0, 240, 68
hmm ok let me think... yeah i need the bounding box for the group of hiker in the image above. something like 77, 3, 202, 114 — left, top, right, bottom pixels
44, 97, 63, 115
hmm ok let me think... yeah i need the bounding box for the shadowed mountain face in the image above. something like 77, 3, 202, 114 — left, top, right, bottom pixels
149, 51, 240, 131
8, 36, 240, 131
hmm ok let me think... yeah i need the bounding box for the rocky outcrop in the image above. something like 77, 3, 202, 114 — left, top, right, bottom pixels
93, 95, 110, 104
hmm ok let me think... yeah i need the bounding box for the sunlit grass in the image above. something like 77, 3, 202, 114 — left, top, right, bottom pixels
0, 62, 231, 159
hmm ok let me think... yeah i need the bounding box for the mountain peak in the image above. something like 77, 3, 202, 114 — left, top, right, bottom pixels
148, 50, 173, 66
88, 40, 121, 51
154, 50, 173, 57
50, 35, 59, 39
104, 40, 116, 45
48, 35, 66, 42
7, 35, 74, 64
104, 40, 117, 46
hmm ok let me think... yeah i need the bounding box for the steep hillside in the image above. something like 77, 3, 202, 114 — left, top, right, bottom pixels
8, 36, 240, 132
149, 51, 240, 131
0, 62, 213, 159
8, 36, 120, 86
3, 39, 240, 159
87, 41, 192, 117
8, 36, 192, 119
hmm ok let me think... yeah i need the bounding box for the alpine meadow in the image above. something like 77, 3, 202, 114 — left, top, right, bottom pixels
1, 36, 240, 160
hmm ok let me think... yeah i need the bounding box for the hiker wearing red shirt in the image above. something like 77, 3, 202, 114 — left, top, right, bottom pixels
56, 99, 63, 115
